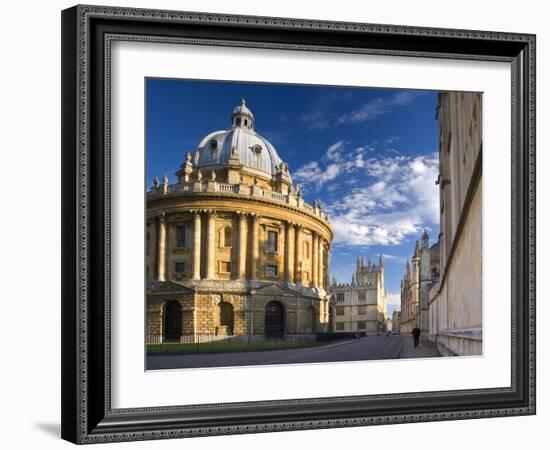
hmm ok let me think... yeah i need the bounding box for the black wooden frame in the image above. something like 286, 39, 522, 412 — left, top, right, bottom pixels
61, 4, 536, 444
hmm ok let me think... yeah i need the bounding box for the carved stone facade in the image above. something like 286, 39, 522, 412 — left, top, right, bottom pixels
146, 101, 333, 342
399, 231, 440, 334
330, 256, 387, 333
392, 310, 401, 333
428, 92, 482, 356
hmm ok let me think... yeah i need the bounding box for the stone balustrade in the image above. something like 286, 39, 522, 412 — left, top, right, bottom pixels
149, 181, 329, 222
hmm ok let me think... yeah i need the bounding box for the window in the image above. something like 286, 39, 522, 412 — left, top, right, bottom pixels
303, 241, 310, 259
358, 291, 367, 303
302, 271, 309, 282
357, 321, 366, 330
336, 307, 345, 316
146, 232, 150, 255
175, 262, 186, 273
209, 139, 218, 150
358, 306, 366, 315
267, 230, 278, 252
223, 227, 232, 248
236, 118, 241, 126
244, 119, 248, 126
336, 322, 345, 331
176, 226, 186, 248
220, 261, 231, 273
336, 293, 345, 303
266, 264, 278, 277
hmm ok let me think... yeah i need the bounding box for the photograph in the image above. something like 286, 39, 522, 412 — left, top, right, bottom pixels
145, 79, 482, 370
56, 3, 536, 444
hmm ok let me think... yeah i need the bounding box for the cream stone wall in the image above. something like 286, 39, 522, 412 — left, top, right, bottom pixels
146, 183, 333, 342
330, 258, 388, 333
427, 91, 482, 356
429, 182, 482, 355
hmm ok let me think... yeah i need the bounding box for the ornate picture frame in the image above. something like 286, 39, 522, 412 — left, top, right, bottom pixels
61, 4, 535, 444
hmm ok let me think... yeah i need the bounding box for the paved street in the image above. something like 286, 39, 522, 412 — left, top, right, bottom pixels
147, 334, 441, 370
398, 335, 441, 359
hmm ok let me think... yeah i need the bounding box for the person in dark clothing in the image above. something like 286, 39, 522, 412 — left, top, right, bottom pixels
412, 327, 421, 348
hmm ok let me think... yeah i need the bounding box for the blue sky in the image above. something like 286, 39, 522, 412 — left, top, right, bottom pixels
146, 79, 440, 317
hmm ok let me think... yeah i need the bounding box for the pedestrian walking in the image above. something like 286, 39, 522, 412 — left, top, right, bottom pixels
412, 326, 421, 348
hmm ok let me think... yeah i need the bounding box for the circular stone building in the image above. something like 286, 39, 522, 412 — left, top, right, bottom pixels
146, 100, 333, 344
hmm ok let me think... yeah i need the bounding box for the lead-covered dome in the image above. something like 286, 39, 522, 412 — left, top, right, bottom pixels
192, 99, 291, 182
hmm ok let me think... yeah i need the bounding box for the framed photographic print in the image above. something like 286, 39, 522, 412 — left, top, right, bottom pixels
61, 4, 536, 444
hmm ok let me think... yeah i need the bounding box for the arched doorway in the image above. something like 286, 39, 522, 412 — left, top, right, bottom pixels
218, 302, 234, 335
163, 300, 182, 342
306, 306, 316, 333
265, 301, 284, 337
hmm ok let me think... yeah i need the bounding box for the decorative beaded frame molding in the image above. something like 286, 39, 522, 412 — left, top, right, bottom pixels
61, 4, 536, 444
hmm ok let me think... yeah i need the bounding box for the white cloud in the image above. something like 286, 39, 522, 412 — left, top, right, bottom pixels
294, 141, 439, 247
324, 140, 346, 162
337, 92, 416, 125
293, 142, 349, 190
386, 292, 401, 306
300, 91, 419, 130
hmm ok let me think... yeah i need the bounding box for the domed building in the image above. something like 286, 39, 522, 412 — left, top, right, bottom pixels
146, 100, 333, 344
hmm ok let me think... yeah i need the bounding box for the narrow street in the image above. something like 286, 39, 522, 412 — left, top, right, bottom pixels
147, 334, 441, 370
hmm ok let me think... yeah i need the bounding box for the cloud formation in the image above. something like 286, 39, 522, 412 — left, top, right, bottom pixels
386, 292, 401, 306
293, 141, 439, 247
300, 91, 418, 130
337, 91, 416, 125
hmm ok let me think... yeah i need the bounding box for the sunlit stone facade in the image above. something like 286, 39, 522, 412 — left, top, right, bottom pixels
330, 256, 388, 333
427, 92, 482, 356
400, 230, 440, 334
146, 100, 333, 342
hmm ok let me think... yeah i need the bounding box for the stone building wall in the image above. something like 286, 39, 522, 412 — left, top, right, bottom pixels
330, 257, 387, 333
427, 91, 482, 356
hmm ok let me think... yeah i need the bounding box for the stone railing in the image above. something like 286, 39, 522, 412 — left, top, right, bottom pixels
148, 181, 330, 222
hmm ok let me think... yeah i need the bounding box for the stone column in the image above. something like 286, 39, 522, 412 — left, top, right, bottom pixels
284, 221, 293, 284
157, 214, 166, 281
237, 212, 247, 279
250, 214, 259, 279
205, 210, 216, 280
318, 239, 324, 290
294, 224, 302, 285
192, 210, 201, 280
312, 232, 319, 288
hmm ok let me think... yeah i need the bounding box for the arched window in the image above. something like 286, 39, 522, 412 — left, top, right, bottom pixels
265, 301, 284, 337
176, 225, 186, 248
303, 241, 310, 259
218, 302, 234, 335
163, 300, 182, 342
223, 227, 232, 247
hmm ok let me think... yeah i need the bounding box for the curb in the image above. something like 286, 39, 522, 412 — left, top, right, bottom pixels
392, 341, 403, 359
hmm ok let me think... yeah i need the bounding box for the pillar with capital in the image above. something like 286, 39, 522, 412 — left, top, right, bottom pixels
157, 214, 166, 281
294, 224, 302, 285
312, 232, 319, 288
318, 239, 324, 290
237, 211, 248, 279
250, 214, 260, 279
205, 209, 216, 279
284, 221, 294, 284
191, 210, 201, 280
